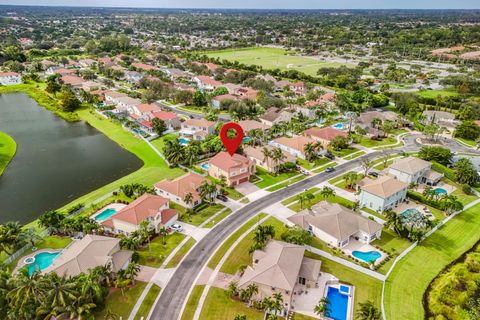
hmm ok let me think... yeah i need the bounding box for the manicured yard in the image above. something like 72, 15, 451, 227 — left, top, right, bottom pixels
181, 285, 205, 320
165, 238, 196, 268
373, 229, 413, 274
305, 251, 383, 314
0, 131, 16, 176
150, 133, 179, 153
384, 203, 480, 320
208, 176, 244, 200
207, 213, 267, 269
180, 203, 225, 226
96, 281, 147, 320
205, 208, 232, 228
137, 232, 186, 268
354, 135, 398, 148
417, 88, 458, 99
328, 147, 360, 158
266, 174, 306, 192
220, 217, 289, 274
254, 166, 300, 189
292, 313, 317, 320
281, 187, 320, 205
199, 287, 264, 320
343, 150, 366, 160
288, 193, 355, 212
133, 284, 161, 320
455, 137, 477, 147
297, 157, 331, 170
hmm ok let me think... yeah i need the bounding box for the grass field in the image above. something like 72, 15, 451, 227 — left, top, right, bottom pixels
0, 131, 16, 176
254, 166, 300, 189
384, 203, 480, 320
181, 285, 205, 320
133, 285, 161, 320
417, 88, 459, 99
165, 237, 196, 268
204, 47, 353, 76
95, 282, 147, 320
137, 232, 186, 268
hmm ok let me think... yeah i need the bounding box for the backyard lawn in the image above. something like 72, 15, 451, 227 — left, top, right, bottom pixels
254, 166, 300, 189
137, 232, 186, 267
133, 284, 161, 320
373, 229, 413, 274
0, 131, 16, 176
181, 285, 205, 320
199, 287, 264, 320
384, 203, 480, 320
96, 281, 147, 320
150, 133, 179, 152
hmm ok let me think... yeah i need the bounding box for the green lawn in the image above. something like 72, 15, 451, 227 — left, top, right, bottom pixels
329, 147, 360, 158
292, 313, 317, 320
373, 229, 413, 274
133, 284, 161, 320
288, 193, 355, 212
199, 287, 264, 320
204, 47, 354, 76
180, 203, 225, 226
354, 135, 398, 148
150, 133, 179, 153
181, 285, 205, 320
305, 251, 383, 315
384, 203, 480, 320
343, 151, 366, 160
208, 177, 244, 200
0, 131, 16, 176
281, 187, 320, 205
220, 217, 289, 274
254, 166, 300, 189
297, 157, 331, 170
455, 137, 477, 147
266, 175, 306, 192
207, 213, 267, 269
417, 88, 458, 99
165, 238, 196, 268
96, 281, 147, 320
137, 232, 186, 268
205, 208, 232, 228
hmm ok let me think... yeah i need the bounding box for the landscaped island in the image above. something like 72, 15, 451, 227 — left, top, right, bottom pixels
0, 131, 16, 176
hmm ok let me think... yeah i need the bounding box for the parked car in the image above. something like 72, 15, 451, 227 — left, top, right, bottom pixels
368, 171, 379, 178
325, 167, 335, 173
216, 194, 228, 202
325, 153, 335, 160
170, 224, 183, 232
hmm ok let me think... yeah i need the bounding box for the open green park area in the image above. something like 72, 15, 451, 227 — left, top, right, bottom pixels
204, 47, 353, 76
416, 88, 459, 99
0, 131, 16, 176
384, 203, 480, 320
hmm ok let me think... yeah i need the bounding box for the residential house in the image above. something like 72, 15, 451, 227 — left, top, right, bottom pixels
47, 68, 76, 76
98, 57, 115, 67
259, 107, 294, 127
61, 75, 84, 89
274, 80, 293, 92
42, 235, 132, 277
81, 81, 103, 92
145, 111, 182, 130
238, 240, 321, 314
125, 71, 144, 84
387, 157, 443, 185
422, 110, 459, 128
180, 118, 216, 141
0, 72, 21, 85
270, 136, 316, 159
128, 103, 161, 118
104, 90, 128, 106
211, 94, 238, 108
290, 81, 306, 95
193, 75, 222, 91
209, 152, 255, 186
288, 201, 383, 248
358, 176, 408, 213
115, 96, 142, 113
162, 68, 191, 81
100, 193, 178, 235
303, 127, 348, 149
155, 172, 207, 208
131, 62, 159, 71
238, 120, 271, 135
79, 58, 96, 68
357, 111, 399, 137
243, 145, 295, 173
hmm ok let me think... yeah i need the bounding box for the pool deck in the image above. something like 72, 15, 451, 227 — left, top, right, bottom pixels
90, 202, 127, 220
417, 181, 456, 196
394, 201, 436, 220
292, 272, 337, 318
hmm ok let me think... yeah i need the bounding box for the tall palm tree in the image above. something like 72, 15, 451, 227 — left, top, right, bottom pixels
65, 295, 97, 320
297, 194, 308, 209
320, 186, 335, 200
246, 283, 258, 302
356, 300, 382, 320
304, 143, 316, 162
184, 192, 194, 208
20, 228, 41, 247
7, 269, 44, 319
120, 236, 140, 251
124, 262, 141, 285
103, 309, 118, 320
0, 221, 24, 254
199, 181, 216, 202
227, 281, 238, 298
262, 147, 272, 169
163, 139, 184, 165
314, 297, 331, 318
271, 147, 285, 174
158, 226, 168, 245
37, 273, 77, 318
344, 171, 359, 189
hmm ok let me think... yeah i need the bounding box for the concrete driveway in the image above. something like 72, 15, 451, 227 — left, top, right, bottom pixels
235, 182, 260, 195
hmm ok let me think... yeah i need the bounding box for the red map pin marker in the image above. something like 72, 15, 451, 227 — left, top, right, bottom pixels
220, 122, 245, 156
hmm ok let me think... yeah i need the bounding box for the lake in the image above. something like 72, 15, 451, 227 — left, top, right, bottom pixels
0, 93, 143, 224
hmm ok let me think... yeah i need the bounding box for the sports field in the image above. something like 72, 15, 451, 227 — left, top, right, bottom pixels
204, 47, 353, 76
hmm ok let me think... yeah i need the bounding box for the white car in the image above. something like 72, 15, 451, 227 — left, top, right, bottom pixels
170, 224, 183, 232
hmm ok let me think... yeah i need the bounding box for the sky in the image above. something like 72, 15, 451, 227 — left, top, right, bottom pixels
0, 0, 479, 10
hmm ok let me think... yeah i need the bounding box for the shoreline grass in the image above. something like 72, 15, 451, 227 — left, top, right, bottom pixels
0, 131, 17, 176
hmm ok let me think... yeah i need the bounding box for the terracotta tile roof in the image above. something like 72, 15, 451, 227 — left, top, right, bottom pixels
155, 172, 205, 203
61, 75, 84, 86
103, 194, 168, 226
161, 208, 178, 224
184, 118, 215, 128
151, 111, 178, 121
274, 136, 316, 152
238, 120, 271, 132
131, 63, 159, 71
136, 103, 161, 113
303, 127, 348, 141
0, 72, 20, 77
243, 145, 295, 164
196, 75, 222, 87
209, 152, 252, 173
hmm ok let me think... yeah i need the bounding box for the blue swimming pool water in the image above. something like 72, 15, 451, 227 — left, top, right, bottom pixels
352, 250, 382, 263
94, 208, 117, 222
434, 188, 447, 195
27, 252, 60, 276
242, 137, 251, 143
200, 163, 210, 171
332, 123, 345, 130
340, 285, 350, 294
326, 286, 349, 320
179, 138, 189, 145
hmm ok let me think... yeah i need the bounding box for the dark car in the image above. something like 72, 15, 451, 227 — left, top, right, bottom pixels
368, 171, 379, 178
216, 194, 228, 202
325, 153, 335, 160
325, 167, 335, 173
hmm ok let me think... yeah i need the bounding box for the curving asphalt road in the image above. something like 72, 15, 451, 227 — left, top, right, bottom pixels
148, 135, 479, 320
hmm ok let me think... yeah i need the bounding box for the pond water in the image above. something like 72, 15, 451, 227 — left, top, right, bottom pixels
0, 93, 143, 223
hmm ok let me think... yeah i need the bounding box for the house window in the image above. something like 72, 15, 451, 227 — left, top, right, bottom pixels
298, 277, 306, 285
240, 168, 246, 173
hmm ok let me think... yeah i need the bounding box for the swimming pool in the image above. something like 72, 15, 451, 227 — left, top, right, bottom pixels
326, 286, 349, 320
332, 123, 345, 130
179, 138, 189, 145
94, 208, 118, 222
352, 250, 382, 263
200, 163, 210, 171
434, 188, 447, 195
242, 137, 251, 143
26, 251, 60, 276
400, 208, 427, 229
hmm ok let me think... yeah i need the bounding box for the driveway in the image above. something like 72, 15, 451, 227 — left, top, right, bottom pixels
235, 182, 260, 195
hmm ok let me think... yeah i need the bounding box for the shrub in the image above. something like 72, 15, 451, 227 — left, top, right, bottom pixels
462, 184, 473, 195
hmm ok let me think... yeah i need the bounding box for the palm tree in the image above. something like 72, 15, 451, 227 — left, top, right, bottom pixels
356, 300, 382, 320
234, 315, 247, 320
344, 171, 359, 189
441, 195, 464, 215
320, 186, 335, 200
158, 226, 168, 245
7, 269, 43, 319
305, 192, 315, 208
314, 297, 331, 318
103, 309, 118, 320
20, 228, 41, 247
304, 143, 317, 162
184, 146, 199, 167
124, 262, 140, 285
65, 295, 97, 320
246, 283, 258, 303
262, 147, 272, 169
199, 181, 216, 202
384, 210, 404, 236
271, 147, 285, 174
138, 220, 154, 252
0, 221, 24, 254
184, 192, 194, 208
36, 273, 77, 318
297, 194, 308, 209
227, 281, 238, 298
120, 236, 140, 251
163, 139, 184, 165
